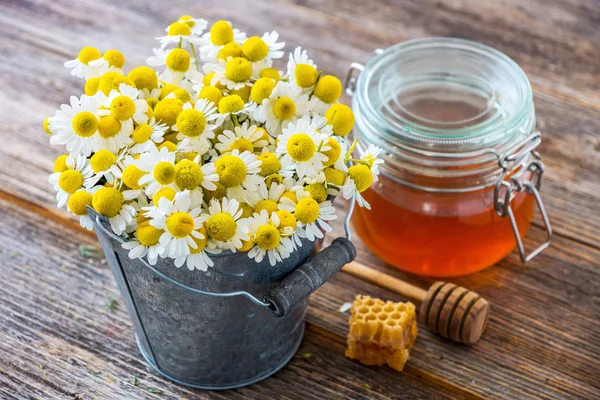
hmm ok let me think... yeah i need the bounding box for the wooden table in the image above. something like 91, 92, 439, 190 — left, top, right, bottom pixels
1, 0, 599, 398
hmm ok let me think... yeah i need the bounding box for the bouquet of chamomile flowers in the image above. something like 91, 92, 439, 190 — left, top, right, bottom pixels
46, 16, 383, 271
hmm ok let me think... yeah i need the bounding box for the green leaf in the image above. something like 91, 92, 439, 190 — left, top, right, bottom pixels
363, 383, 372, 390
131, 372, 138, 386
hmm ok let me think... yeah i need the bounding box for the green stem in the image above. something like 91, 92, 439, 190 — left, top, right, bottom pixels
178, 37, 183, 48
190, 43, 200, 71
344, 139, 358, 162
232, 113, 240, 126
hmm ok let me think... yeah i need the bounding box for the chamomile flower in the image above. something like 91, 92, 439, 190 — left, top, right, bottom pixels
287, 47, 318, 89
174, 99, 223, 152
48, 155, 93, 208
199, 20, 247, 63
66, 189, 94, 230
136, 147, 177, 195
215, 122, 269, 154
218, 94, 255, 119
49, 93, 105, 157
130, 119, 168, 154
120, 155, 148, 196
244, 181, 286, 216
64, 46, 105, 80
85, 149, 122, 187
247, 210, 292, 266
174, 156, 219, 206
122, 222, 166, 265
276, 117, 329, 178
341, 164, 375, 209
148, 191, 206, 258
177, 15, 209, 36
258, 81, 315, 135
147, 48, 195, 85
156, 20, 205, 49
214, 149, 262, 199
279, 190, 336, 241
100, 83, 149, 129
203, 197, 250, 251
359, 144, 384, 181
173, 227, 222, 271
138, 87, 162, 100
208, 57, 254, 90
92, 186, 138, 235
242, 31, 285, 68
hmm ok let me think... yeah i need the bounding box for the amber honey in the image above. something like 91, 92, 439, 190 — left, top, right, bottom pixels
352, 176, 535, 277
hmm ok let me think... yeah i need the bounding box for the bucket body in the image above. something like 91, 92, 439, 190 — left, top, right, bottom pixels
93, 213, 316, 389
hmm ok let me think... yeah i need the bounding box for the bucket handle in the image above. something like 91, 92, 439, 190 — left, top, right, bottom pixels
90, 198, 356, 316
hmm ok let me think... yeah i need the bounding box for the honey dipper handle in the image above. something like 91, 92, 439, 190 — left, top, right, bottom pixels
342, 261, 428, 303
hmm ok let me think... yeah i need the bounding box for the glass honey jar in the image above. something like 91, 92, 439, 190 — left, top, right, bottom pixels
345, 38, 552, 277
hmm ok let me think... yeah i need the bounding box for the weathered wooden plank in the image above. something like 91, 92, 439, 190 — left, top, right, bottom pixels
1, 0, 599, 247
0, 196, 461, 400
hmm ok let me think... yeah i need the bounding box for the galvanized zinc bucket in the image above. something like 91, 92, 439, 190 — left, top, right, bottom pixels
88, 205, 356, 389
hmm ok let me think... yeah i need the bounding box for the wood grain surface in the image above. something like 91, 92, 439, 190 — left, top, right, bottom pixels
0, 0, 599, 399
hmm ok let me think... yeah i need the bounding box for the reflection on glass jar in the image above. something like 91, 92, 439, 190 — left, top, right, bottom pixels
347, 38, 551, 277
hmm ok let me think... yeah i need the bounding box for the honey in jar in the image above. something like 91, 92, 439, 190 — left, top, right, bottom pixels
347, 38, 551, 277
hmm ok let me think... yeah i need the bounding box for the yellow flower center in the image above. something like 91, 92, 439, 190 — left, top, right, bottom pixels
168, 22, 191, 36
255, 199, 279, 215
154, 98, 184, 126
152, 187, 176, 206
218, 42, 243, 60
295, 197, 320, 224
238, 237, 255, 252
206, 212, 237, 241
146, 97, 159, 110
92, 187, 123, 217
172, 88, 191, 103
203, 72, 225, 90
314, 75, 342, 104
255, 224, 280, 250
137, 212, 151, 225
215, 154, 247, 188
324, 167, 345, 186
255, 128, 270, 146
128, 66, 158, 91
321, 137, 341, 167
132, 124, 153, 143
198, 86, 222, 105
305, 183, 328, 203
286, 133, 315, 162
67, 190, 92, 216
257, 152, 281, 176
272, 97, 296, 120
230, 138, 254, 153
98, 115, 121, 138
295, 64, 318, 88
77, 46, 101, 65
250, 77, 276, 104
363, 155, 377, 168
218, 94, 244, 114
178, 15, 196, 27
348, 164, 373, 192
239, 202, 255, 218
175, 159, 203, 190
160, 83, 178, 99
205, 182, 226, 201
103, 49, 125, 68
281, 190, 297, 204
265, 173, 284, 187
90, 149, 116, 173
110, 96, 136, 121
242, 36, 269, 62
72, 111, 98, 138
325, 104, 354, 137
210, 20, 234, 45
225, 57, 252, 83
122, 164, 147, 189
98, 72, 134, 95
166, 48, 191, 72
182, 151, 198, 161
54, 155, 69, 173
276, 210, 297, 231
189, 228, 208, 254
176, 109, 206, 137
158, 141, 177, 152
84, 77, 100, 96
165, 212, 195, 238
136, 223, 163, 246
153, 161, 176, 185
260, 68, 281, 81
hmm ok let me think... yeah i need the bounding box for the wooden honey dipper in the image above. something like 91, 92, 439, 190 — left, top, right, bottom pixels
342, 261, 490, 344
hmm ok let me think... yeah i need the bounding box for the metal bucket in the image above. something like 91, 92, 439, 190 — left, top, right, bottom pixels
88, 206, 356, 390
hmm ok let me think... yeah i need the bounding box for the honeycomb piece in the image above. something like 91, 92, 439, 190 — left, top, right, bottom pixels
345, 295, 417, 372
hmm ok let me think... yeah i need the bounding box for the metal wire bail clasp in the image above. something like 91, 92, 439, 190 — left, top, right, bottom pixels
344, 49, 384, 96
493, 134, 552, 263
